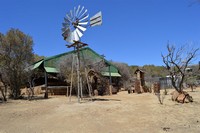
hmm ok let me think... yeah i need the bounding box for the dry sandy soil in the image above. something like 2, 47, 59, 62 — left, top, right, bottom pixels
0, 87, 200, 133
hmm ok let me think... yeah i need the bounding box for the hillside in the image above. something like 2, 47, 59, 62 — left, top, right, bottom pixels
130, 65, 169, 80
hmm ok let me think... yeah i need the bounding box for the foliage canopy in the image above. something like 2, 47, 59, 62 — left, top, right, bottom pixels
0, 29, 34, 99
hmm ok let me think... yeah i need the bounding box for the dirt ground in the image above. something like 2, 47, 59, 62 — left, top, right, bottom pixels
0, 87, 200, 133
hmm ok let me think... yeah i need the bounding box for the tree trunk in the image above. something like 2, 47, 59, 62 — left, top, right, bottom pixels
191, 84, 194, 92
171, 79, 179, 92
12, 85, 21, 99
0, 88, 7, 101
178, 75, 184, 93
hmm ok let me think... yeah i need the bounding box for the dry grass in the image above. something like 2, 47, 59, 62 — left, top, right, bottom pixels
0, 87, 200, 133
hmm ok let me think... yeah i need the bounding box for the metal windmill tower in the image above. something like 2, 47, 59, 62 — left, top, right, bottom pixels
61, 5, 102, 102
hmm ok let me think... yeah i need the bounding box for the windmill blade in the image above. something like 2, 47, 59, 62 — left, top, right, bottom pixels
79, 9, 88, 20
61, 26, 70, 33
70, 10, 73, 17
63, 21, 70, 28
62, 28, 71, 40
75, 28, 83, 38
77, 6, 84, 18
64, 17, 70, 24
62, 22, 69, 27
76, 5, 80, 17
74, 7, 76, 18
78, 21, 88, 25
62, 23, 66, 27
73, 30, 79, 41
66, 13, 72, 23
64, 17, 68, 21
70, 10, 74, 20
61, 27, 66, 32
90, 11, 102, 27
79, 14, 89, 22
77, 25, 86, 32
66, 31, 74, 43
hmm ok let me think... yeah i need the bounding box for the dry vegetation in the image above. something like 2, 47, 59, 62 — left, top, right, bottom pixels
0, 87, 200, 133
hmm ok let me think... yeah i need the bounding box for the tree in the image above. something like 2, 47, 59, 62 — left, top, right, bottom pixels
59, 54, 93, 96
34, 54, 45, 62
184, 65, 200, 91
59, 54, 111, 96
111, 62, 132, 89
0, 29, 34, 99
161, 43, 199, 93
0, 73, 7, 102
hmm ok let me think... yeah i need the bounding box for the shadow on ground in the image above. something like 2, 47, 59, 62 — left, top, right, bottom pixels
91, 98, 121, 102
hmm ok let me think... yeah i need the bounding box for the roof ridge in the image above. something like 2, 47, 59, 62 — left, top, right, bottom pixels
44, 47, 90, 61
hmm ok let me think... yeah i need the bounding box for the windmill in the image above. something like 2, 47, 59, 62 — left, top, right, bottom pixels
61, 5, 102, 102
61, 5, 102, 44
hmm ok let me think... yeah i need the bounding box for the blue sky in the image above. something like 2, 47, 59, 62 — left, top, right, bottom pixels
0, 0, 200, 66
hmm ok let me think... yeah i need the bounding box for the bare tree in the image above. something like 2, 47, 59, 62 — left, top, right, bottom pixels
161, 43, 199, 93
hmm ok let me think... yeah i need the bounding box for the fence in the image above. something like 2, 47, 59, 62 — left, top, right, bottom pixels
159, 77, 181, 89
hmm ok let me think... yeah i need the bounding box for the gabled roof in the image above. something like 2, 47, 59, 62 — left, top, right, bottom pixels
31, 47, 121, 77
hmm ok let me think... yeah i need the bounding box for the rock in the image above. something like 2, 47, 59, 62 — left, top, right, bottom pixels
177, 94, 186, 103
171, 91, 179, 101
184, 97, 190, 103
162, 127, 170, 131
185, 95, 193, 102
171, 90, 193, 103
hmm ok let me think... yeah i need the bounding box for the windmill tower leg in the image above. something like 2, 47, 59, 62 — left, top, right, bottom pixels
76, 53, 81, 103
80, 77, 83, 100
69, 54, 75, 102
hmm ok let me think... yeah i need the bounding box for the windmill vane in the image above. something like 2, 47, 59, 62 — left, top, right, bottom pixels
62, 5, 102, 44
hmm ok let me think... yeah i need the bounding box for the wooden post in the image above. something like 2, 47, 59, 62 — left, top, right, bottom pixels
69, 54, 75, 102
109, 65, 112, 95
44, 71, 48, 99
76, 51, 80, 103
80, 77, 83, 100
66, 86, 69, 97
